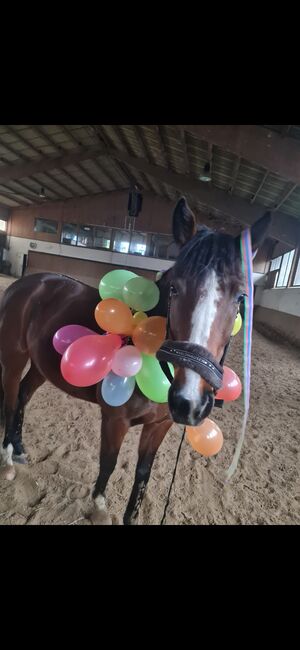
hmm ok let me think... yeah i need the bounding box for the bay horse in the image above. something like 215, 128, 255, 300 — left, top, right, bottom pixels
0, 198, 271, 524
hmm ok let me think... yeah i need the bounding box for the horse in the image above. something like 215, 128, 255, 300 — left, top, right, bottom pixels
0, 197, 271, 525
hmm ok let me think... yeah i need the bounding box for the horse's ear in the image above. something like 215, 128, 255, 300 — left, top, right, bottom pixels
236, 211, 272, 257
172, 197, 197, 247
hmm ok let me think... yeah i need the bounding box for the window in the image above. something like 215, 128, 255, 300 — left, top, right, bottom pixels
129, 232, 147, 256
148, 233, 176, 260
77, 225, 94, 248
270, 256, 282, 272
61, 223, 78, 246
34, 218, 58, 234
112, 230, 130, 254
94, 226, 111, 250
269, 249, 296, 288
293, 256, 300, 286
0, 219, 7, 231
276, 250, 295, 287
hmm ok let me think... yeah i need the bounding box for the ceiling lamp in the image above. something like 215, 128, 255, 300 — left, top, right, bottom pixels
199, 162, 212, 182
39, 187, 46, 199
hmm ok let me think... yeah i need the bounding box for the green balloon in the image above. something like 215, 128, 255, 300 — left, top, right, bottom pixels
99, 269, 137, 301
122, 276, 160, 312
136, 354, 174, 403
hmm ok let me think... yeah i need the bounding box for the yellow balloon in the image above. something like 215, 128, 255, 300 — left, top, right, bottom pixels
132, 311, 148, 326
231, 312, 242, 336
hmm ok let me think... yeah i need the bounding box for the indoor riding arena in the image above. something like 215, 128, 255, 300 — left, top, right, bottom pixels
0, 125, 299, 525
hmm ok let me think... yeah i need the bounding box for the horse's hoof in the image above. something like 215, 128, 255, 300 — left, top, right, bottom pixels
89, 507, 112, 526
123, 514, 139, 526
13, 453, 28, 465
4, 466, 16, 481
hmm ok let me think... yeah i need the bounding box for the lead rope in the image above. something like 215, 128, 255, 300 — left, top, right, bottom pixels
160, 232, 253, 521
226, 228, 254, 480
160, 283, 185, 525
159, 284, 230, 524
160, 425, 186, 525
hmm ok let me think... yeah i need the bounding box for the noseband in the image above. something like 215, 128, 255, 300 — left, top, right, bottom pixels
156, 283, 230, 406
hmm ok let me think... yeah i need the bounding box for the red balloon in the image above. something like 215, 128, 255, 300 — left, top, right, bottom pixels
215, 365, 242, 402
61, 334, 121, 387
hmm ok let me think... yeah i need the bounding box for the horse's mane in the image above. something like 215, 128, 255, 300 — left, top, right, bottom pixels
174, 227, 242, 281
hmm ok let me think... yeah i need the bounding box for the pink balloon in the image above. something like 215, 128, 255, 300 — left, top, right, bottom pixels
53, 325, 97, 355
215, 366, 242, 402
111, 345, 142, 377
61, 334, 122, 387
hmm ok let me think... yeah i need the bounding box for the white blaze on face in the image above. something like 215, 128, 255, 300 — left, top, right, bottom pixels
180, 270, 221, 401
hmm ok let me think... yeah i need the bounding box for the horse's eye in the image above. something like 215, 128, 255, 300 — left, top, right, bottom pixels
236, 292, 246, 304
170, 284, 178, 296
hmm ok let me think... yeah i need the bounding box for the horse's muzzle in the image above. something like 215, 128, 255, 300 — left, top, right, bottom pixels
168, 382, 215, 426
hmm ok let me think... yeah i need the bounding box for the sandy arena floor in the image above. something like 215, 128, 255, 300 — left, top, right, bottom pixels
0, 275, 299, 525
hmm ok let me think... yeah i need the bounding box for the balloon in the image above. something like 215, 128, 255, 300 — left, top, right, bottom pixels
231, 312, 242, 336
132, 311, 148, 326
94, 299, 133, 336
136, 354, 174, 403
132, 316, 167, 355
61, 334, 121, 387
186, 418, 223, 456
111, 345, 142, 377
99, 269, 137, 301
101, 371, 136, 407
53, 325, 97, 355
215, 366, 242, 402
122, 276, 160, 312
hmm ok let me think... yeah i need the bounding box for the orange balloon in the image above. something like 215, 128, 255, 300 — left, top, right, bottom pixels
132, 316, 167, 355
95, 299, 133, 336
186, 418, 223, 457
132, 311, 148, 326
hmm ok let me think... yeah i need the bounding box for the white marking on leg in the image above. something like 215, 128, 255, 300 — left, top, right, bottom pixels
0, 443, 16, 480
180, 270, 220, 402
94, 494, 107, 512
0, 442, 13, 466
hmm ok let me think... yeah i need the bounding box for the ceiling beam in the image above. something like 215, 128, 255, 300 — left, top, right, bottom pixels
182, 125, 300, 185
91, 125, 133, 187
0, 135, 28, 162
178, 127, 190, 174
103, 148, 300, 246
157, 125, 171, 170
273, 183, 298, 211
59, 168, 89, 194
208, 143, 213, 175
0, 188, 30, 206
1, 140, 299, 245
134, 126, 164, 196
61, 125, 111, 191
113, 125, 151, 192
228, 157, 241, 195
250, 170, 269, 204
0, 145, 103, 182
7, 125, 43, 156
35, 125, 105, 193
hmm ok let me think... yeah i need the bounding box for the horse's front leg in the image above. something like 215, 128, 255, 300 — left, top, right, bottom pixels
123, 417, 172, 526
91, 413, 129, 525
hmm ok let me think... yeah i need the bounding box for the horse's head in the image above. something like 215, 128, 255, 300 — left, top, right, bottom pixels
159, 197, 271, 426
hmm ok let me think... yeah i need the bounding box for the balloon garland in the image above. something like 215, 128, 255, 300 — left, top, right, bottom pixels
53, 268, 244, 459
